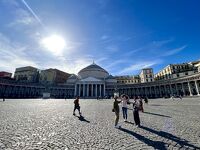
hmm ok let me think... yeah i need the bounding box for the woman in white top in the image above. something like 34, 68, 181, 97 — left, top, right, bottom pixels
121, 94, 129, 122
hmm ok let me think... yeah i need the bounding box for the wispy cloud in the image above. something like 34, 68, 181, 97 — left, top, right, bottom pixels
8, 8, 36, 26
0, 33, 38, 73
97, 0, 110, 9
105, 45, 119, 52
106, 59, 129, 69
2, 0, 19, 7
0, 33, 102, 74
117, 60, 162, 75
6, 0, 43, 28
161, 45, 187, 57
21, 0, 44, 27
151, 38, 174, 47
101, 35, 109, 40
123, 47, 144, 57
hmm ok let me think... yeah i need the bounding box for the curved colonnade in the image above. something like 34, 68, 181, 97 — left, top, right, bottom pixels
0, 73, 200, 99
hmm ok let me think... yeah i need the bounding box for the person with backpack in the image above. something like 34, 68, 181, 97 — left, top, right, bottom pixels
112, 95, 121, 128
132, 97, 141, 127
73, 96, 81, 116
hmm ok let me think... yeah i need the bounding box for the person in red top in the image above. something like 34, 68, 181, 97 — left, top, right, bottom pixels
73, 96, 81, 116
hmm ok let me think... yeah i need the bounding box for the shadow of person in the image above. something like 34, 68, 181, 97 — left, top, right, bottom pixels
118, 127, 167, 150
77, 115, 90, 123
143, 112, 171, 118
140, 126, 200, 149
125, 121, 135, 125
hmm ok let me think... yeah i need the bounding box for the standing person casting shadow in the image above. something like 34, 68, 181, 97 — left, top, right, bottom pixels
112, 95, 121, 128
121, 94, 130, 122
132, 97, 141, 127
144, 96, 148, 104
73, 96, 81, 116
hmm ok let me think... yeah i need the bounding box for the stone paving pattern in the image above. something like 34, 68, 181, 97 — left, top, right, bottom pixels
0, 97, 200, 150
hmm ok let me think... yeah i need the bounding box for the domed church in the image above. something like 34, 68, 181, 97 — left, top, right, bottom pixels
67, 62, 117, 98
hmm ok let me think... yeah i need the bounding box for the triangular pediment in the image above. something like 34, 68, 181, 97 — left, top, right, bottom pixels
80, 77, 102, 82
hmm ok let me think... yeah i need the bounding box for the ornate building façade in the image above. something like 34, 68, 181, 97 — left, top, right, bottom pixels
0, 63, 200, 99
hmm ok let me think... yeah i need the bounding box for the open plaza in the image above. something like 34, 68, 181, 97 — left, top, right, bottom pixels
0, 97, 200, 150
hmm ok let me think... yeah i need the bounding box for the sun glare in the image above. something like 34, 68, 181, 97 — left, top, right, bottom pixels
41, 34, 66, 55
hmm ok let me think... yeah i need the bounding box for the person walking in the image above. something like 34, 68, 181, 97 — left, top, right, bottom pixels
2, 94, 5, 102
73, 96, 81, 116
121, 94, 129, 122
132, 97, 141, 127
139, 97, 144, 112
144, 97, 148, 104
112, 96, 121, 128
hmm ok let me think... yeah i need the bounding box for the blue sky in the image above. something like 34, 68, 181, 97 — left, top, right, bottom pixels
0, 0, 200, 75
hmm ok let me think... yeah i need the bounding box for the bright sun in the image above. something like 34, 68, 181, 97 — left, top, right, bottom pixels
41, 34, 66, 55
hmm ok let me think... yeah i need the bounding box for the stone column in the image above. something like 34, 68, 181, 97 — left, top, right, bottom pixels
74, 84, 77, 96
182, 83, 185, 96
104, 84, 106, 97
188, 82, 193, 96
96, 84, 98, 97
145, 87, 147, 96
153, 86, 157, 97
83, 84, 85, 97
164, 85, 167, 96
91, 84, 93, 97
195, 80, 200, 95
169, 84, 173, 96
175, 84, 178, 95
87, 84, 90, 97
158, 86, 162, 97
135, 88, 138, 96
99, 84, 102, 96
78, 84, 81, 96
149, 87, 152, 97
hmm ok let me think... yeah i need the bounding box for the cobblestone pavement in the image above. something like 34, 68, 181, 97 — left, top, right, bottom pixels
0, 97, 200, 150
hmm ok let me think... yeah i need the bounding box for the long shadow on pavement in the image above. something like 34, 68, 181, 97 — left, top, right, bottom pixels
118, 127, 167, 150
140, 126, 200, 149
76, 115, 90, 123
143, 112, 171, 118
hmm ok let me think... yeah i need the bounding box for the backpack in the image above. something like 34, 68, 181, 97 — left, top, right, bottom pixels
133, 100, 140, 110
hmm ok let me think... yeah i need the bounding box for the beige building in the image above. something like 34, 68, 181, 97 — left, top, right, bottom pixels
189, 60, 200, 73
39, 68, 71, 84
14, 66, 39, 82
155, 62, 198, 81
140, 68, 154, 83
115, 75, 140, 84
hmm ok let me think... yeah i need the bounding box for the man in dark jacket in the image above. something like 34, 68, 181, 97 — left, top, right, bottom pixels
73, 96, 81, 116
133, 98, 141, 127
113, 96, 121, 128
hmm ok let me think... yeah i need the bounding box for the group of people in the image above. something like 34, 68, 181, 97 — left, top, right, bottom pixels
112, 95, 144, 128
170, 95, 182, 100
72, 95, 146, 128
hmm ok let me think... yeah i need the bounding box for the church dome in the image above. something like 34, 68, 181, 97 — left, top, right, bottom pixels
78, 63, 109, 79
